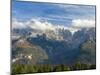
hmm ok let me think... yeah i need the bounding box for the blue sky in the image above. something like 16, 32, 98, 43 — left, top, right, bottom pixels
12, 0, 96, 27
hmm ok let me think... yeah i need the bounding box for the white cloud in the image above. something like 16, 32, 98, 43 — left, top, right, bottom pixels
12, 18, 95, 35
12, 18, 56, 31
26, 19, 55, 31
71, 19, 95, 28
64, 19, 96, 34
12, 19, 27, 29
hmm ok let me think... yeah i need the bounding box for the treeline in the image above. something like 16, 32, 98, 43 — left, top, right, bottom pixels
11, 63, 96, 75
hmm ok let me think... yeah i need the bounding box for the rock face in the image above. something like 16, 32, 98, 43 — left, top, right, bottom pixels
12, 38, 48, 64
12, 27, 96, 65
78, 39, 96, 64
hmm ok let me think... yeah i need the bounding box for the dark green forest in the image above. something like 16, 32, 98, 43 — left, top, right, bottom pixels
11, 63, 96, 75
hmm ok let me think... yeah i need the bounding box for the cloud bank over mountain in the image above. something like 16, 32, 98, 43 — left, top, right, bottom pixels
12, 18, 95, 34
12, 19, 28, 29
71, 19, 95, 28
26, 19, 55, 31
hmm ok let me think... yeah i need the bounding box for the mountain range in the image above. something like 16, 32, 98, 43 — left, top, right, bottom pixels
11, 24, 96, 65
